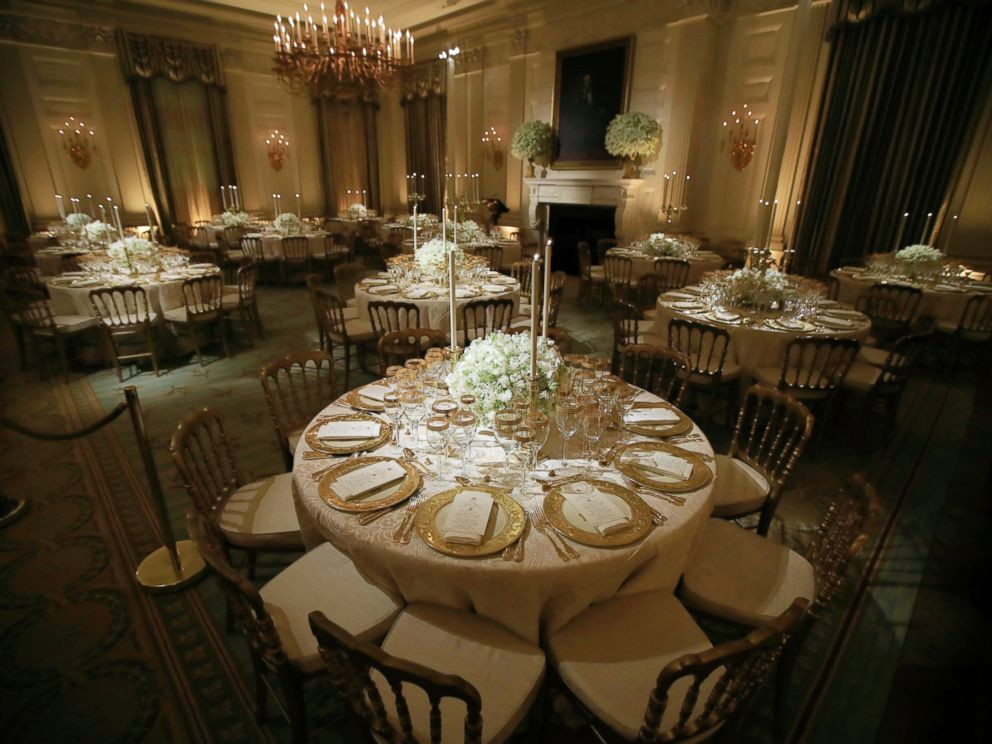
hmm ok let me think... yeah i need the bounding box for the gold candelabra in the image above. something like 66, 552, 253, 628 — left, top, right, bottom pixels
721, 104, 758, 172
58, 116, 95, 170
265, 130, 290, 171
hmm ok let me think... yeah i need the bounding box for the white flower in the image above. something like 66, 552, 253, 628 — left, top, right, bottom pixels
631, 232, 697, 259
510, 121, 552, 162
345, 203, 368, 219
605, 112, 662, 159
273, 212, 301, 233
396, 213, 438, 229
896, 244, 942, 264
415, 238, 465, 273
65, 213, 93, 229
446, 331, 563, 421
445, 219, 488, 243
221, 210, 252, 227
708, 267, 798, 307
84, 220, 115, 243
106, 237, 158, 273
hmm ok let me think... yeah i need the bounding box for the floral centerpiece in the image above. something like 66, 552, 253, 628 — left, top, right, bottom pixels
65, 212, 93, 230
396, 212, 438, 229
605, 112, 662, 178
107, 237, 159, 276
345, 203, 368, 219
511, 120, 552, 178
84, 220, 116, 244
631, 232, 697, 259
273, 212, 301, 235
415, 238, 465, 278
705, 267, 797, 310
867, 243, 945, 282
896, 244, 942, 265
447, 331, 563, 421
221, 210, 252, 228
445, 218, 488, 244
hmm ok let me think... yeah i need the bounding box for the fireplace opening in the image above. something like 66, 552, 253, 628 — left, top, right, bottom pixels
546, 204, 616, 275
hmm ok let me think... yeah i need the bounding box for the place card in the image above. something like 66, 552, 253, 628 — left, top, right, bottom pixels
441, 490, 495, 545
623, 452, 694, 480
625, 408, 680, 425
561, 484, 630, 535
332, 460, 406, 501
317, 420, 381, 441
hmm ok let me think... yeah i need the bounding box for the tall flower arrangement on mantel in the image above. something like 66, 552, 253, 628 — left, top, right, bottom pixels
510, 121, 552, 178
604, 111, 662, 178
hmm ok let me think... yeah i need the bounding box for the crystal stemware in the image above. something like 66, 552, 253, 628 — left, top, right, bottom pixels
382, 392, 402, 445
450, 409, 477, 475
555, 399, 581, 460
425, 416, 449, 480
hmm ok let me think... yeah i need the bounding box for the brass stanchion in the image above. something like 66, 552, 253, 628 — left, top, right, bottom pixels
124, 387, 206, 592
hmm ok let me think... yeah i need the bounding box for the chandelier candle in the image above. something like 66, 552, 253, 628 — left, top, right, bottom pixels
454, 205, 458, 245
232, 186, 239, 210
144, 203, 156, 243
112, 205, 124, 239
530, 255, 539, 379
221, 186, 228, 210
542, 239, 552, 339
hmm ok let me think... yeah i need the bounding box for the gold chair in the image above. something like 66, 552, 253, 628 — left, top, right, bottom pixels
616, 343, 690, 407
633, 273, 662, 319
577, 241, 606, 308
222, 261, 263, 343
461, 298, 514, 346
711, 385, 813, 535
170, 407, 305, 568
309, 287, 375, 389
509, 260, 540, 294
368, 300, 421, 338
89, 285, 160, 380
603, 254, 633, 302
334, 261, 365, 309
935, 294, 992, 366
222, 226, 246, 262
856, 283, 921, 347
595, 238, 617, 262
610, 299, 666, 373
187, 511, 400, 744
378, 328, 447, 372
472, 243, 503, 272
667, 318, 742, 427
164, 275, 228, 366
653, 257, 690, 290
239, 236, 266, 264
309, 603, 545, 744
260, 350, 338, 471
280, 236, 311, 284
547, 592, 807, 743
9, 287, 98, 376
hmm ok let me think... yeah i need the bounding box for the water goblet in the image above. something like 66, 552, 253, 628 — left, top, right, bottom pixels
524, 410, 550, 465
425, 416, 450, 480
494, 408, 522, 478
382, 392, 402, 445
555, 399, 581, 460
450, 409, 477, 475
512, 425, 538, 486
399, 390, 426, 447
432, 397, 458, 419
581, 406, 607, 460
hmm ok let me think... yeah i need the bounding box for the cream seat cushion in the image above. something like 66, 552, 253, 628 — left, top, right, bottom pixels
260, 541, 401, 674
642, 308, 658, 322
43, 314, 100, 334
840, 360, 882, 394
163, 306, 220, 323
856, 346, 902, 368
710, 455, 770, 518
680, 358, 742, 385
219, 473, 302, 546
681, 518, 814, 627
102, 310, 159, 326
377, 603, 545, 744
548, 591, 718, 742
221, 290, 241, 310
345, 318, 376, 342
589, 266, 605, 280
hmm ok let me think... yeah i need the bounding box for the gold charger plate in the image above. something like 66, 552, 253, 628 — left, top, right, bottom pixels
318, 456, 420, 513
613, 441, 713, 493
624, 401, 692, 438
414, 485, 524, 558
544, 479, 652, 548
304, 413, 392, 455
344, 385, 387, 412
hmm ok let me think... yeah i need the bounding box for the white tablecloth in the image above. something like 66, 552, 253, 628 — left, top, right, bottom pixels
831, 268, 986, 326
652, 288, 871, 383
47, 271, 218, 317
608, 249, 725, 284
292, 387, 716, 643
354, 282, 521, 332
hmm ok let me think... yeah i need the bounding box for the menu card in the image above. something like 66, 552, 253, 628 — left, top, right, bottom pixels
625, 451, 694, 480
332, 460, 406, 501
317, 420, 381, 441
562, 485, 630, 535
625, 408, 680, 426
359, 384, 390, 403
441, 491, 495, 545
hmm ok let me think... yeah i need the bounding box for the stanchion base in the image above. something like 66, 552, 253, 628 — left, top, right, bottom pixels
0, 498, 28, 528
136, 540, 206, 593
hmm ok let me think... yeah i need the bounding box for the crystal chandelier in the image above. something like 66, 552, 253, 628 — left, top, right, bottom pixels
721, 104, 758, 172
272, 2, 414, 99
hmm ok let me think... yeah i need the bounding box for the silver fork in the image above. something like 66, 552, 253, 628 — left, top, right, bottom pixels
527, 502, 570, 562
393, 490, 430, 544
535, 500, 580, 560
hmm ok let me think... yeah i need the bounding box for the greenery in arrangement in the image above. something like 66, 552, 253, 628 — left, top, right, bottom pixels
345, 203, 369, 219
510, 120, 553, 162
65, 212, 93, 229
220, 210, 252, 227
396, 212, 438, 228
84, 220, 116, 243
631, 232, 697, 259
415, 238, 465, 274
895, 244, 942, 264
445, 218, 489, 243
273, 212, 301, 233
107, 236, 158, 274
708, 267, 797, 307
446, 331, 563, 421
604, 111, 662, 160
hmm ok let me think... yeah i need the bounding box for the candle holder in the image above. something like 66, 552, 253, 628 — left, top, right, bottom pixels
659, 202, 688, 225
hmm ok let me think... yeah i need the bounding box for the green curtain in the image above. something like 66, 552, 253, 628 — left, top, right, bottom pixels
0, 120, 29, 240
793, 0, 992, 274
316, 98, 381, 214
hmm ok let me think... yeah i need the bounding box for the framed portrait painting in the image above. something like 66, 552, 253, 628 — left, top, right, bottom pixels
552, 37, 634, 169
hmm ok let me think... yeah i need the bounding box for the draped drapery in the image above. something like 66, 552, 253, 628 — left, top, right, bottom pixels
401, 61, 446, 215
0, 120, 29, 240
793, 0, 992, 274
316, 98, 380, 214
117, 31, 236, 239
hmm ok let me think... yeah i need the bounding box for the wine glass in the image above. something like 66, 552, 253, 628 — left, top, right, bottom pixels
432, 397, 458, 419
512, 425, 538, 486
581, 406, 607, 459
382, 392, 402, 445
494, 408, 522, 478
450, 409, 477, 475
399, 390, 425, 447
425, 416, 449, 480
385, 365, 405, 391
524, 411, 550, 466
555, 398, 581, 460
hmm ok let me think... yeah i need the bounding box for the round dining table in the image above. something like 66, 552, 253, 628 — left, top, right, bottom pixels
652, 286, 872, 384
243, 231, 328, 260
292, 384, 716, 644
831, 267, 991, 326
353, 275, 522, 332
400, 239, 521, 270
46, 266, 220, 318
608, 248, 725, 284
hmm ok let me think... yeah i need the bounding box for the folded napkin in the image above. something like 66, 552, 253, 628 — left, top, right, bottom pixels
332, 460, 406, 501
483, 284, 510, 294
189, 263, 215, 269
816, 316, 855, 329
454, 287, 476, 298
368, 284, 400, 295
673, 301, 705, 310
561, 483, 630, 535
667, 292, 695, 301
317, 420, 381, 441
362, 278, 389, 286
934, 284, 965, 293
623, 451, 694, 480
70, 279, 102, 287
404, 288, 434, 299
61, 271, 86, 277
358, 384, 390, 403
824, 309, 862, 319
472, 447, 506, 465
625, 407, 680, 426
489, 276, 516, 285
441, 491, 495, 545
681, 286, 704, 295
711, 310, 740, 322
774, 318, 806, 330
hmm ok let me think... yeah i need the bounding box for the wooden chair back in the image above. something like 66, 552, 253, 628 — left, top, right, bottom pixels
603, 255, 633, 299
653, 258, 690, 290
825, 274, 839, 301
461, 298, 514, 345
510, 260, 541, 294
595, 238, 617, 261
611, 298, 641, 348
874, 331, 930, 390
260, 351, 337, 451
187, 250, 218, 266
170, 406, 244, 518
634, 273, 663, 313
240, 236, 264, 262
190, 225, 212, 249
281, 236, 310, 264
311, 286, 349, 340
577, 241, 594, 280
181, 275, 223, 316
309, 610, 484, 744
668, 318, 732, 380
10, 288, 57, 330
172, 222, 192, 248
547, 286, 564, 328
334, 262, 364, 301
368, 300, 421, 337
472, 244, 503, 272
235, 262, 259, 301
378, 328, 447, 369
728, 385, 813, 494
5, 267, 47, 295
775, 336, 859, 395
89, 286, 153, 327
223, 226, 245, 253
959, 294, 992, 335
637, 598, 808, 742
616, 343, 690, 407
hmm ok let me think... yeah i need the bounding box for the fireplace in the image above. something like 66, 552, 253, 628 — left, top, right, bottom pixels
547, 204, 615, 275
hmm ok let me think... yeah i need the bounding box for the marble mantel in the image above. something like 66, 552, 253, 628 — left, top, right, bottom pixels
524, 176, 644, 243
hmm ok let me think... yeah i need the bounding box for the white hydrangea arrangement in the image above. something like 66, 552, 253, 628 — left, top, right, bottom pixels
447, 331, 563, 421
510, 121, 552, 163
445, 218, 488, 243
713, 267, 796, 308
273, 212, 301, 234
65, 212, 93, 229
896, 244, 942, 264
396, 212, 438, 229
84, 220, 116, 243
415, 238, 464, 274
221, 210, 252, 228
107, 237, 159, 274
345, 203, 368, 219
604, 112, 662, 160
632, 232, 697, 259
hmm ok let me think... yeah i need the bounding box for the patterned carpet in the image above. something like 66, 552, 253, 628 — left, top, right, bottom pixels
0, 280, 984, 742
